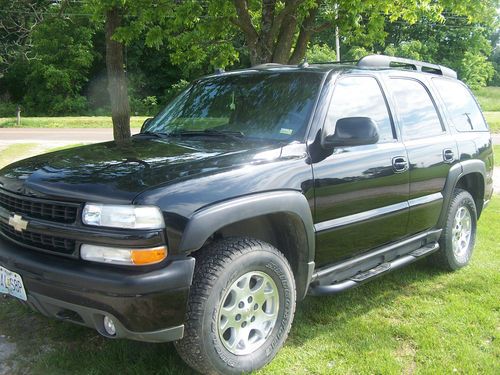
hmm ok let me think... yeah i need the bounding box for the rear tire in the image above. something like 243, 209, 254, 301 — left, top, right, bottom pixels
175, 237, 296, 375
431, 188, 477, 271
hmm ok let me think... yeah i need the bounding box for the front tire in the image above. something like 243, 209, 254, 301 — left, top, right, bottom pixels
432, 188, 477, 270
175, 238, 296, 375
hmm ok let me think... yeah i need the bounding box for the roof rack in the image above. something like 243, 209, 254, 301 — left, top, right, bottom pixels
252, 63, 284, 69
357, 54, 457, 79
310, 60, 358, 65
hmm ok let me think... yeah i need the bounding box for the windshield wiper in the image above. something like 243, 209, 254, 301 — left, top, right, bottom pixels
134, 131, 169, 139
168, 129, 245, 142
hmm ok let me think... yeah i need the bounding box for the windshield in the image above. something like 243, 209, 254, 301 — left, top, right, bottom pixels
144, 72, 323, 141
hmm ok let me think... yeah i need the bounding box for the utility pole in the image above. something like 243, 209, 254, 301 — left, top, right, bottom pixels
335, 25, 340, 61
335, 3, 340, 61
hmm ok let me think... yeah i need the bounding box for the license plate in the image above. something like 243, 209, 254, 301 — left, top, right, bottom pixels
0, 266, 27, 301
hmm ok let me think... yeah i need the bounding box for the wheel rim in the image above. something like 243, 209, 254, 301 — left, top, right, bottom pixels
217, 271, 279, 356
452, 206, 472, 263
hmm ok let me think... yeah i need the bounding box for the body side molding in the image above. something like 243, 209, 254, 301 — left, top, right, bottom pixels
314, 201, 408, 232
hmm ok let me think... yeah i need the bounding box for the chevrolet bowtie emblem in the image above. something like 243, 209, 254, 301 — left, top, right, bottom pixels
8, 214, 28, 232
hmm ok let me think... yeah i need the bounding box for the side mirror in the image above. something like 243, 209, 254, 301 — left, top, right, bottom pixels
141, 117, 153, 133
323, 117, 379, 148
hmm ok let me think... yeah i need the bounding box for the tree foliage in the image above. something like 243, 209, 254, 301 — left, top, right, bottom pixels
306, 43, 336, 63
0, 0, 498, 119
0, 0, 52, 74
1, 2, 95, 115
112, 0, 498, 69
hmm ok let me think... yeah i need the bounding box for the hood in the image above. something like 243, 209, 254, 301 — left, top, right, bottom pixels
0, 137, 282, 203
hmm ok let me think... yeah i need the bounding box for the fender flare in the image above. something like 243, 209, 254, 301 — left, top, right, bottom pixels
178, 190, 315, 299
438, 159, 486, 227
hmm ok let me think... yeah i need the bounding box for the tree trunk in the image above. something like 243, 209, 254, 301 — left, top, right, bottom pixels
232, 0, 325, 65
288, 6, 319, 64
105, 6, 130, 143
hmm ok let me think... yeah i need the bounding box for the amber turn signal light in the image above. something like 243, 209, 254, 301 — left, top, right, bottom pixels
131, 246, 167, 265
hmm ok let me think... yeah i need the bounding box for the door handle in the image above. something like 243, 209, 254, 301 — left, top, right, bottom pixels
443, 149, 455, 163
392, 156, 408, 173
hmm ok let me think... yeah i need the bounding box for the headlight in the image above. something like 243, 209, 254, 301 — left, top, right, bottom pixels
82, 203, 165, 229
81, 244, 167, 266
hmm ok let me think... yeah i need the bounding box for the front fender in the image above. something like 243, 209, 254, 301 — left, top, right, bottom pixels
178, 190, 315, 299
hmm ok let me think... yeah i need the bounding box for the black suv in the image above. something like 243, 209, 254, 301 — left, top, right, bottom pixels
0, 55, 494, 374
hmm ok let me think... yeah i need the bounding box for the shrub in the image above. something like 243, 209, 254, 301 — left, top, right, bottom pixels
0, 101, 19, 117
306, 44, 336, 63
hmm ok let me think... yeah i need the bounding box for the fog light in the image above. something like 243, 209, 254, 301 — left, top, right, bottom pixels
103, 315, 116, 336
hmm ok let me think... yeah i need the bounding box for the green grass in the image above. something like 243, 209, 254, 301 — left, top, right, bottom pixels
0, 143, 83, 170
474, 86, 500, 111
485, 112, 500, 133
0, 143, 39, 169
0, 116, 148, 128
1, 198, 499, 374
494, 145, 499, 167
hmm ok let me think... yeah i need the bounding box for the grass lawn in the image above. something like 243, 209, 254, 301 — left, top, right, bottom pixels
485, 112, 500, 133
494, 145, 499, 167
0, 196, 498, 374
474, 86, 500, 112
0, 113, 499, 133
0, 116, 148, 128
0, 144, 39, 169
0, 143, 85, 169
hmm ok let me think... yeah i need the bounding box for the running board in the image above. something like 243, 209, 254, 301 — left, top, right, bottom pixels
308, 242, 439, 296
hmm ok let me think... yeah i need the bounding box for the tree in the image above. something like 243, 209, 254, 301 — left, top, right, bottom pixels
0, 1, 95, 115
105, 6, 131, 141
120, 0, 499, 69
381, 13, 498, 87
306, 43, 336, 63
87, 0, 131, 142
0, 0, 52, 75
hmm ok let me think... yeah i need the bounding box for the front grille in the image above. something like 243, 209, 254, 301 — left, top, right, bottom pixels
0, 190, 78, 224
0, 222, 75, 254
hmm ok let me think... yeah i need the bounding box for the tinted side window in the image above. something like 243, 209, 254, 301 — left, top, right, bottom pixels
432, 78, 488, 131
325, 76, 394, 142
389, 78, 444, 140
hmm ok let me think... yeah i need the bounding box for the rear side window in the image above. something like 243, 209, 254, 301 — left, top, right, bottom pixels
389, 78, 444, 140
325, 76, 395, 143
432, 78, 488, 132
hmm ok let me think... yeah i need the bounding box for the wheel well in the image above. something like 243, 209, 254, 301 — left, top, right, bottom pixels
455, 172, 485, 217
199, 213, 310, 299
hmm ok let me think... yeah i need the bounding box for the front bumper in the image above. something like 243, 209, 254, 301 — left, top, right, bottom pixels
0, 236, 195, 343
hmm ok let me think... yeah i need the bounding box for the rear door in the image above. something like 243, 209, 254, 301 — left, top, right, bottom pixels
313, 74, 410, 267
386, 76, 458, 234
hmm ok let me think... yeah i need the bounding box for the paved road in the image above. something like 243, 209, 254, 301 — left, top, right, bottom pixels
1, 128, 500, 145
0, 128, 140, 145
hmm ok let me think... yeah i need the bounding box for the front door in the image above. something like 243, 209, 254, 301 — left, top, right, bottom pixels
313, 75, 410, 267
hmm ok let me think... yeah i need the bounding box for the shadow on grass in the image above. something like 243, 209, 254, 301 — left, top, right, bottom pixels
0, 259, 448, 375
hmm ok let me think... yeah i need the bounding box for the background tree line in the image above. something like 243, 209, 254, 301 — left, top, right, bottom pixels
0, 0, 498, 140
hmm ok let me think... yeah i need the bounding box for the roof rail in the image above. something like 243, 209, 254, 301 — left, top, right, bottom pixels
357, 54, 457, 79
252, 63, 284, 69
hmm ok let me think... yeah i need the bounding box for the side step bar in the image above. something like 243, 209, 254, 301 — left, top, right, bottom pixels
308, 242, 439, 296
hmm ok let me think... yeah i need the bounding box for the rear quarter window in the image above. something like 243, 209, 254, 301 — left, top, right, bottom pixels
432, 78, 488, 132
